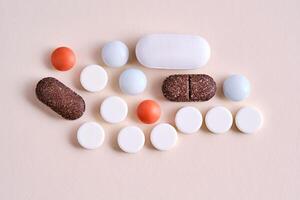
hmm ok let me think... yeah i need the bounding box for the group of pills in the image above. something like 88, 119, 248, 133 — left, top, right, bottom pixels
36, 34, 263, 153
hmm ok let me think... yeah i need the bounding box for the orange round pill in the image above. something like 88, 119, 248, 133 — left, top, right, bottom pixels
51, 47, 76, 71
137, 100, 161, 124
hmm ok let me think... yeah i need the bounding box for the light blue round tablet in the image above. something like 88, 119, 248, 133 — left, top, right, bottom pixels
119, 68, 147, 95
223, 74, 250, 101
101, 41, 129, 68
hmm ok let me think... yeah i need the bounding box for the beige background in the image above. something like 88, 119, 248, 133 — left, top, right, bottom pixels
1, 0, 300, 199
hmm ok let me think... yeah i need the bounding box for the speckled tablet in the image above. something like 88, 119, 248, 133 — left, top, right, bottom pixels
35, 77, 85, 120
162, 74, 216, 102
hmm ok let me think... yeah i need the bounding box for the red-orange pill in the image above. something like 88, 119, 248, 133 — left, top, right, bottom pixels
51, 47, 76, 71
137, 100, 161, 124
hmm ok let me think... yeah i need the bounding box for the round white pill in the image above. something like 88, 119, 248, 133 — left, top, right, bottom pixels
118, 126, 145, 153
175, 106, 202, 134
223, 74, 251, 101
150, 123, 177, 151
77, 122, 105, 150
235, 107, 263, 134
119, 68, 147, 95
100, 96, 128, 123
205, 106, 233, 134
101, 41, 129, 68
80, 64, 108, 92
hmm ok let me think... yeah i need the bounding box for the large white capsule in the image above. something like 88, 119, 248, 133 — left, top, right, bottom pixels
136, 34, 210, 69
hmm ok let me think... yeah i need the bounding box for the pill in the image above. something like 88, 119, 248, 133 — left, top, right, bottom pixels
136, 34, 210, 69
35, 77, 85, 120
223, 74, 250, 101
119, 68, 147, 95
51, 47, 76, 71
80, 64, 108, 92
162, 74, 216, 102
150, 123, 177, 151
77, 122, 105, 149
100, 96, 128, 123
118, 126, 145, 153
235, 107, 263, 134
137, 100, 161, 124
175, 106, 202, 134
205, 106, 233, 134
101, 41, 129, 68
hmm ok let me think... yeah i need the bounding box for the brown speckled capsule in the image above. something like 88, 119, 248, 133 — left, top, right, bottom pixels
162, 74, 216, 102
35, 77, 85, 120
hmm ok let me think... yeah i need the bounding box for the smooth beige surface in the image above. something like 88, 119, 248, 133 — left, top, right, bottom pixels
1, 0, 300, 199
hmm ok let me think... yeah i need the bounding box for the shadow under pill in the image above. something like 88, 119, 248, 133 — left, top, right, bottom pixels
68, 124, 82, 149
216, 76, 227, 100
42, 47, 54, 71
71, 66, 86, 92
110, 129, 123, 153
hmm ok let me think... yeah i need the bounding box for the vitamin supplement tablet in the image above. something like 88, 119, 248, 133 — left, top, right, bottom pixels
150, 123, 177, 151
119, 68, 147, 95
100, 96, 128, 123
77, 122, 105, 149
118, 126, 145, 153
36, 77, 85, 120
223, 74, 250, 101
162, 74, 216, 102
235, 107, 263, 134
80, 64, 108, 92
101, 41, 129, 68
136, 34, 210, 69
205, 106, 233, 134
175, 106, 202, 134
137, 100, 161, 124
51, 47, 76, 71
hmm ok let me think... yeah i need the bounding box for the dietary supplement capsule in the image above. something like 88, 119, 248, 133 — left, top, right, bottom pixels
162, 74, 216, 102
35, 77, 85, 120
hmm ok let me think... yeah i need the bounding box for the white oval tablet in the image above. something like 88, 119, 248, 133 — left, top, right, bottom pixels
175, 106, 202, 134
136, 34, 210, 69
80, 64, 108, 92
100, 96, 128, 123
235, 107, 263, 134
150, 123, 177, 151
118, 126, 145, 153
205, 106, 233, 134
77, 122, 105, 149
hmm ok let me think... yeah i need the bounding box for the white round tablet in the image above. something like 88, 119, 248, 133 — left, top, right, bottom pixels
235, 106, 263, 134
77, 122, 105, 150
80, 64, 108, 92
100, 96, 128, 123
150, 123, 177, 151
119, 68, 147, 95
205, 106, 233, 134
101, 41, 129, 68
175, 106, 202, 134
118, 126, 145, 153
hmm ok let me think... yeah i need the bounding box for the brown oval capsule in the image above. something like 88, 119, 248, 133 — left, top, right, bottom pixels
35, 77, 85, 120
162, 74, 216, 102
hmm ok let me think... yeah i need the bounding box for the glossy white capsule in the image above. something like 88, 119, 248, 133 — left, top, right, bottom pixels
136, 34, 210, 69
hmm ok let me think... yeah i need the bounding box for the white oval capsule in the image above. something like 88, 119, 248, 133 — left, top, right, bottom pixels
136, 34, 210, 69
